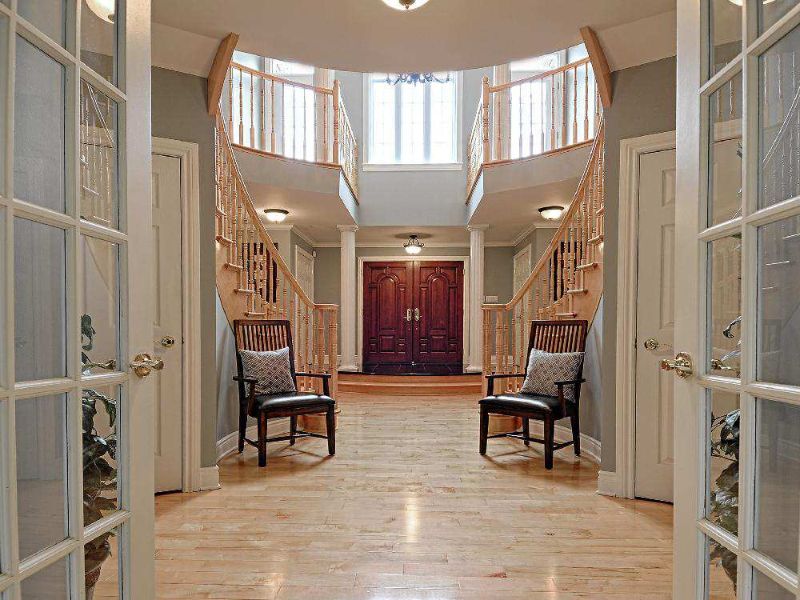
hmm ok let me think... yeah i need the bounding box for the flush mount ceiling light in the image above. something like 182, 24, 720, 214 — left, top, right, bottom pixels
538, 206, 565, 221
263, 208, 289, 223
86, 0, 116, 22
404, 234, 424, 255
382, 0, 431, 10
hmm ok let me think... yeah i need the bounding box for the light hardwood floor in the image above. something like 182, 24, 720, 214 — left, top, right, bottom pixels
154, 393, 673, 599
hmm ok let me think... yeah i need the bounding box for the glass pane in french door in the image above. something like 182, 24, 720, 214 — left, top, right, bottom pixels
14, 218, 67, 382
708, 73, 743, 226
80, 80, 119, 227
81, 0, 118, 84
707, 534, 737, 599
86, 526, 122, 598
708, 236, 742, 377
18, 0, 67, 48
82, 384, 120, 525
15, 393, 68, 559
754, 398, 800, 572
751, 569, 795, 599
80, 236, 120, 375
758, 25, 800, 209
759, 0, 800, 34
757, 215, 800, 386
706, 390, 740, 535
710, 0, 741, 77
13, 35, 66, 213
20, 556, 70, 599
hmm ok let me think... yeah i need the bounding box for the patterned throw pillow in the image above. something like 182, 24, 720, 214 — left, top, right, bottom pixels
520, 348, 584, 400
239, 347, 296, 395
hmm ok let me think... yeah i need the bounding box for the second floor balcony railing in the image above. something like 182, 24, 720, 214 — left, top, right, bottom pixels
467, 57, 602, 197
226, 62, 359, 200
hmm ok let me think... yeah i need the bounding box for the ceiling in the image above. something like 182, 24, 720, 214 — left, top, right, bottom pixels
152, 0, 674, 73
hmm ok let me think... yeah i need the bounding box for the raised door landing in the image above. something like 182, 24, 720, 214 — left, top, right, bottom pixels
154, 392, 673, 599
339, 372, 482, 395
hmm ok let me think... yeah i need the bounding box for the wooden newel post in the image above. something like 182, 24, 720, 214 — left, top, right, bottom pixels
481, 76, 490, 162
332, 80, 341, 165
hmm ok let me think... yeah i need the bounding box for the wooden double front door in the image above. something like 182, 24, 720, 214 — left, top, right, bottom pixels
363, 261, 464, 368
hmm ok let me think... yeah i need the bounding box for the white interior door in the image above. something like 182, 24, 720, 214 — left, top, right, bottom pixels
675, 0, 800, 597
151, 154, 183, 494
0, 1, 155, 598
294, 245, 314, 300
635, 148, 677, 503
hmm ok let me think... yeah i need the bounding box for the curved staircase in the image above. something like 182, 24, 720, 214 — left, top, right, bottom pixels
482, 123, 605, 392
214, 110, 340, 395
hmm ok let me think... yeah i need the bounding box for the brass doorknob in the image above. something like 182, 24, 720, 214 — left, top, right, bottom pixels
660, 352, 694, 378
130, 353, 165, 378
160, 335, 176, 348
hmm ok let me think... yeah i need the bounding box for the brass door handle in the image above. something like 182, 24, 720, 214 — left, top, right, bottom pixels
660, 352, 694, 378
160, 335, 176, 348
130, 353, 165, 378
406, 308, 412, 322
414, 307, 420, 322
710, 357, 739, 374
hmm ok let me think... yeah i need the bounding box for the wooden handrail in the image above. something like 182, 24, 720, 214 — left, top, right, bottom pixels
488, 58, 591, 92
231, 62, 335, 95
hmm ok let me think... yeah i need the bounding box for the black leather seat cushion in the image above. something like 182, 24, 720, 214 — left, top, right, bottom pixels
252, 392, 334, 414
480, 393, 564, 418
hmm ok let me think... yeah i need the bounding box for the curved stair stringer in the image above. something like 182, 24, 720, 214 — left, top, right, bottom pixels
214, 112, 339, 396
482, 122, 606, 390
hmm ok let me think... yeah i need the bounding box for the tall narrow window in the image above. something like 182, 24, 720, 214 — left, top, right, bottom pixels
367, 72, 459, 166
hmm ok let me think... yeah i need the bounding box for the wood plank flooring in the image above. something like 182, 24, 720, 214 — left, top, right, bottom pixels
155, 393, 673, 599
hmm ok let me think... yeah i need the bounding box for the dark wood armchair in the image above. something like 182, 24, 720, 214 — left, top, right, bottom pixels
233, 319, 335, 467
479, 319, 588, 469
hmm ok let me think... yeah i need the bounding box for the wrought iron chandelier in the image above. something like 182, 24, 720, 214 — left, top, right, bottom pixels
386, 72, 451, 85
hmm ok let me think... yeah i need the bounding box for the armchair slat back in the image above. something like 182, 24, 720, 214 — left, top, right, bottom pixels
233, 319, 297, 382
528, 319, 588, 355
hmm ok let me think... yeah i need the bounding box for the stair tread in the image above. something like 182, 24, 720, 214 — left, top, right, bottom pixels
565, 288, 588, 295
575, 262, 598, 271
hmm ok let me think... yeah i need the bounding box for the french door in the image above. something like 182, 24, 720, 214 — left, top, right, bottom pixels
675, 0, 800, 597
0, 1, 154, 598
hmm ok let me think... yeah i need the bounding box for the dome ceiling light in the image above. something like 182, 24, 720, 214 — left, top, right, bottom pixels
263, 208, 289, 223
403, 234, 424, 255
538, 206, 565, 221
382, 0, 430, 10
86, 0, 116, 22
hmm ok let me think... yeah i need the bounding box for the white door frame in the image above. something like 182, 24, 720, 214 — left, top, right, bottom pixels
356, 256, 470, 370
612, 130, 677, 499
151, 138, 203, 493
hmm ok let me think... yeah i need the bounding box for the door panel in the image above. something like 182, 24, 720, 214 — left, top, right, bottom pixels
152, 154, 183, 493
413, 262, 463, 365
363, 262, 413, 365
635, 148, 676, 502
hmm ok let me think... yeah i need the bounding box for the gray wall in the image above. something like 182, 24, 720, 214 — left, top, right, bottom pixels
484, 247, 514, 303
601, 57, 677, 471
151, 67, 219, 468
337, 68, 492, 226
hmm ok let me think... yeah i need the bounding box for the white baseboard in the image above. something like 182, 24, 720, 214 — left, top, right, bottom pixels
527, 421, 601, 464
216, 418, 291, 463
597, 470, 620, 497
199, 466, 220, 491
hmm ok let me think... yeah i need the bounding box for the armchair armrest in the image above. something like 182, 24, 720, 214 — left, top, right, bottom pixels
485, 373, 526, 396
233, 375, 258, 412
555, 378, 586, 412
295, 372, 332, 396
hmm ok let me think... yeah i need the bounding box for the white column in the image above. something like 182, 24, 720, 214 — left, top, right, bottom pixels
466, 224, 488, 373
338, 224, 358, 371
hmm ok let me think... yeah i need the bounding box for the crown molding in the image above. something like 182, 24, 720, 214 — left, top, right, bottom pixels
262, 224, 294, 231
291, 227, 317, 248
